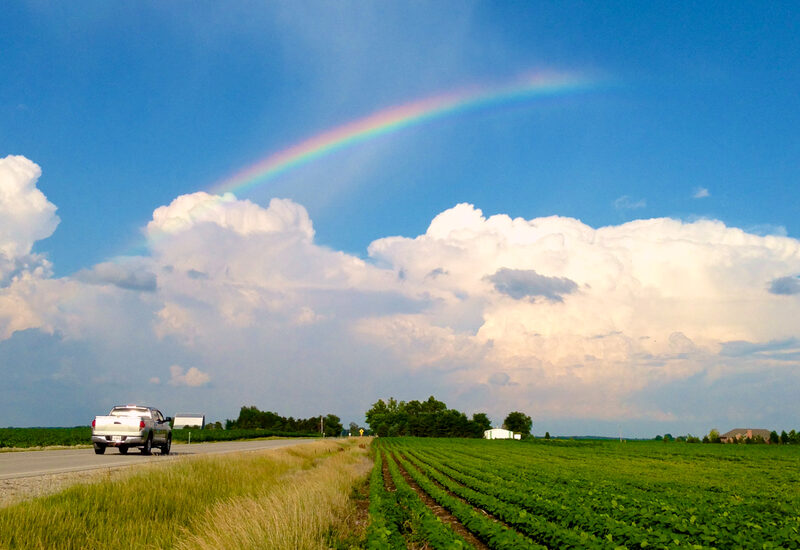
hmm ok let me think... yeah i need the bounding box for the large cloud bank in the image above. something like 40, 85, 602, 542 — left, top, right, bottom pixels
1, 154, 799, 432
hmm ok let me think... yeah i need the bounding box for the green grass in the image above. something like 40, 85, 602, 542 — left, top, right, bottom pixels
0, 439, 371, 549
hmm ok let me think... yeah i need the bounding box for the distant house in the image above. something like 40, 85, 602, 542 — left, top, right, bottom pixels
173, 414, 206, 429
484, 428, 521, 440
720, 428, 771, 443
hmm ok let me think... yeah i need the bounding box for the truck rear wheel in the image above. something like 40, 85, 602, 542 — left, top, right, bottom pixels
141, 435, 152, 455
161, 435, 171, 455
93, 443, 106, 455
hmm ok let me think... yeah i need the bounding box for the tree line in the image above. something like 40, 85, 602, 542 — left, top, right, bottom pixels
365, 396, 532, 438
225, 405, 343, 437
655, 429, 800, 444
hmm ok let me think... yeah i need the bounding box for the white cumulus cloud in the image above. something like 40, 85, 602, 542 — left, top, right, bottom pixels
168, 365, 211, 387
0, 155, 59, 259
2, 164, 800, 435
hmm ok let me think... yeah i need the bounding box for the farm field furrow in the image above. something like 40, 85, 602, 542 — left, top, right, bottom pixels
373, 438, 800, 549
404, 447, 665, 547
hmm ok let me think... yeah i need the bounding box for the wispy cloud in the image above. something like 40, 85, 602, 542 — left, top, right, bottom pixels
488, 268, 578, 302
693, 187, 710, 199
614, 195, 646, 210
769, 276, 800, 295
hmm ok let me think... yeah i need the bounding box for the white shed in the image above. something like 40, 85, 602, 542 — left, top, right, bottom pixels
484, 428, 521, 440
173, 414, 205, 429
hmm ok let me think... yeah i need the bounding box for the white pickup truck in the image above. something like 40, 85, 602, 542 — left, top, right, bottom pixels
91, 405, 172, 455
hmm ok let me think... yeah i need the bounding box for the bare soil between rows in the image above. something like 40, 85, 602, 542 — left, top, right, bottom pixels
388, 451, 489, 550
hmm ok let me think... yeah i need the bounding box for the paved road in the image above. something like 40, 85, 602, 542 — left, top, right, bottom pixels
0, 439, 316, 480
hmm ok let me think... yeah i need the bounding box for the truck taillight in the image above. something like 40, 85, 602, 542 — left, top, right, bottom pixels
92, 419, 95, 428
139, 420, 146, 429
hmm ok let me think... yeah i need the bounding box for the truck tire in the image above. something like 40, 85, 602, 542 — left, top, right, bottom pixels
141, 435, 153, 455
93, 443, 106, 455
161, 435, 171, 455
119, 445, 128, 455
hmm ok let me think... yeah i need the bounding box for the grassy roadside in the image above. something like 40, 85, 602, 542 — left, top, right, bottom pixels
0, 438, 372, 549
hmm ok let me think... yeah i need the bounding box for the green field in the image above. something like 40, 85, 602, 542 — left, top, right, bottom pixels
369, 438, 800, 549
0, 427, 316, 449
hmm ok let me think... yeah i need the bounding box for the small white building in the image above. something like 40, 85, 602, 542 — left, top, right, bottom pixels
173, 414, 205, 429
484, 428, 521, 440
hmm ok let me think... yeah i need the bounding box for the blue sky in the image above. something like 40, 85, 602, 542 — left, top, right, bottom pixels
1, 3, 799, 435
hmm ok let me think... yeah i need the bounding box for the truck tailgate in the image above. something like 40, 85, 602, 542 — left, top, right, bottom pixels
93, 416, 143, 435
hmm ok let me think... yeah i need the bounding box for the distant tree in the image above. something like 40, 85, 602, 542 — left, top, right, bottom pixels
789, 429, 799, 444
654, 435, 663, 441
544, 431, 551, 440
663, 433, 673, 442
707, 429, 721, 444
769, 431, 780, 444
780, 430, 789, 444
365, 396, 489, 438
503, 412, 533, 435
471, 413, 492, 433
702, 435, 710, 443
686, 435, 700, 443
323, 414, 343, 437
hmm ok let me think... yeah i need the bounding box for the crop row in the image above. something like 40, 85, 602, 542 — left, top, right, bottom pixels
390, 449, 547, 549
404, 445, 695, 548
366, 448, 473, 549
381, 438, 800, 549
407, 444, 800, 548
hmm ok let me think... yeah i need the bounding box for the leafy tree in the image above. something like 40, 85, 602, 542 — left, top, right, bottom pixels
654, 435, 663, 441
323, 414, 343, 437
365, 396, 492, 438
227, 405, 341, 436
503, 411, 533, 435
707, 429, 721, 443
663, 433, 673, 442
780, 430, 789, 444
770, 431, 780, 444
544, 431, 551, 440
471, 413, 492, 433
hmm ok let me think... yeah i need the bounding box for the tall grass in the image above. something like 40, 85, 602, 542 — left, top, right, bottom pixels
0, 439, 371, 549
175, 442, 372, 550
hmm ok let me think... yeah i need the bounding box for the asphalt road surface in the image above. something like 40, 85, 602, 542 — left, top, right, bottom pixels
0, 439, 316, 480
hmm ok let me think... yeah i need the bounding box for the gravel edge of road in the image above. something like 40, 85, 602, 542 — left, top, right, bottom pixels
0, 466, 140, 508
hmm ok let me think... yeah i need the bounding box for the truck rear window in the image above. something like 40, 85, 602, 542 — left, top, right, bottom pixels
110, 408, 151, 417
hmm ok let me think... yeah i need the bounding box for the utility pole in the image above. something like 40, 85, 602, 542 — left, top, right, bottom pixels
320, 415, 324, 437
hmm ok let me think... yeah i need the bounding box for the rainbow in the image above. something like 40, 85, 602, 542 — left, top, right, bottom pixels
137, 71, 597, 252
210, 71, 596, 197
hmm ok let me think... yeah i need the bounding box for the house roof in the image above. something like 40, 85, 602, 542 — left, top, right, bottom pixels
721, 428, 771, 439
